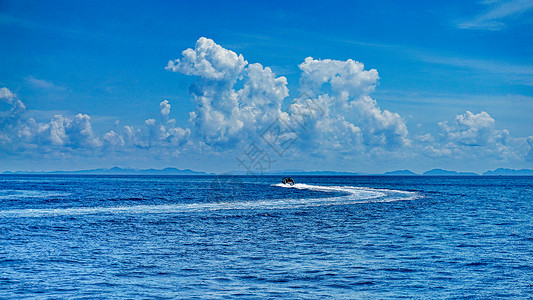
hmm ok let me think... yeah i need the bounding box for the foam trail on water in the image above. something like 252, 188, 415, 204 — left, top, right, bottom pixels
273, 183, 386, 200
0, 184, 420, 218
273, 183, 420, 203
0, 190, 71, 199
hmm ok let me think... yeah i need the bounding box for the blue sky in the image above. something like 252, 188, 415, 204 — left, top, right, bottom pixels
1, 0, 532, 173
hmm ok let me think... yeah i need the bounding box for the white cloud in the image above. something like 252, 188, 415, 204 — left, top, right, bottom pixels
0, 85, 194, 157
527, 136, 533, 161
0, 88, 31, 148
25, 76, 65, 90
159, 100, 171, 119
0, 98, 192, 160
298, 57, 379, 98
0, 87, 15, 103
418, 54, 533, 86
69, 114, 102, 148
31, 114, 102, 148
114, 102, 191, 150
439, 111, 496, 146
163, 38, 529, 167
458, 0, 533, 30
418, 111, 531, 161
39, 115, 69, 146
167, 39, 289, 148
165, 40, 410, 158
0, 87, 101, 152
122, 125, 147, 149
1, 38, 531, 170
286, 57, 409, 153
350, 96, 409, 148
166, 37, 247, 82
103, 130, 125, 147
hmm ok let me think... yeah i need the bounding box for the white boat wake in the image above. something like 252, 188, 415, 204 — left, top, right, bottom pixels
0, 184, 421, 217
273, 183, 420, 203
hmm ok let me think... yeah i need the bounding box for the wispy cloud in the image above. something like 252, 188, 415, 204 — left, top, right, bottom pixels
335, 37, 533, 86
418, 53, 533, 86
25, 76, 66, 91
457, 0, 533, 30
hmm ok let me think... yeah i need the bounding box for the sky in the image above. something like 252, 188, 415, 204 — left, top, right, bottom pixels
1, 0, 532, 173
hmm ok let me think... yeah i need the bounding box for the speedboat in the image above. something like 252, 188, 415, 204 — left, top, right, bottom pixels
281, 177, 295, 185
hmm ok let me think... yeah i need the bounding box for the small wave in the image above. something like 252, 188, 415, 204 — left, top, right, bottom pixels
0, 189, 71, 200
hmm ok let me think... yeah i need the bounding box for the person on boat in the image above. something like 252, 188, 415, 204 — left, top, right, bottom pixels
282, 177, 295, 185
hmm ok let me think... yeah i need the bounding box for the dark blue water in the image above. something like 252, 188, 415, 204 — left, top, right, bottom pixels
0, 175, 531, 298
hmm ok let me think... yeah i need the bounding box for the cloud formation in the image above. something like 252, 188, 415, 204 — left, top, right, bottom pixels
167, 37, 289, 148
166, 37, 247, 81
1, 37, 531, 169
0, 87, 15, 102
417, 111, 530, 161
0, 89, 190, 158
25, 76, 65, 91
0, 90, 101, 153
458, 0, 533, 30
292, 57, 409, 152
439, 111, 497, 146
165, 38, 409, 157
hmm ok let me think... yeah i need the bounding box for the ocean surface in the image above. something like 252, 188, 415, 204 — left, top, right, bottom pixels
0, 175, 531, 299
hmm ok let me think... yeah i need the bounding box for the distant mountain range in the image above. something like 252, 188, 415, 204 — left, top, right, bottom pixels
2, 167, 212, 175
482, 168, 533, 176
383, 170, 418, 175
2, 167, 532, 176
422, 169, 479, 176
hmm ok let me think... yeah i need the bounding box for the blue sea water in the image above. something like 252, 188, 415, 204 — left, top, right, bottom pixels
0, 175, 531, 299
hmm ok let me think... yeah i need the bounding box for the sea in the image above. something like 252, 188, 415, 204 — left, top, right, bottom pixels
0, 175, 531, 299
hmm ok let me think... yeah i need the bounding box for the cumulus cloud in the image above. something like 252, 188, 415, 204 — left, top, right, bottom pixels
298, 57, 379, 98
103, 130, 125, 147
439, 111, 497, 146
1, 37, 531, 168
419, 111, 531, 161
0, 88, 32, 148
159, 100, 171, 120
0, 87, 101, 152
527, 137, 533, 161
67, 114, 102, 148
0, 86, 192, 157
0, 87, 15, 103
38, 115, 69, 146
166, 37, 247, 82
166, 38, 409, 157
0, 39, 413, 162
113, 100, 190, 150
0, 97, 102, 153
284, 57, 409, 154
167, 39, 289, 148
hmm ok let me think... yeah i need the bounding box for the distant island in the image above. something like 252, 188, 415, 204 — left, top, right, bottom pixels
2, 167, 212, 175
422, 169, 479, 176
383, 170, 418, 175
2, 167, 532, 176
482, 168, 533, 176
